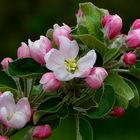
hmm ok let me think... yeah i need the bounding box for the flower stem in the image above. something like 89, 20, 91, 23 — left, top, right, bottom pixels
75, 115, 82, 140
14, 78, 23, 97
110, 69, 129, 73
28, 78, 36, 99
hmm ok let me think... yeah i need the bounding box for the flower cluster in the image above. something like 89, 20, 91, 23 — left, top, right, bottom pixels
0, 2, 139, 140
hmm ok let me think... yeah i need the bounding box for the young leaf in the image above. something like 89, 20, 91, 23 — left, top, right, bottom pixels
57, 104, 69, 119
87, 85, 115, 118
8, 58, 48, 78
106, 74, 134, 101
73, 34, 108, 57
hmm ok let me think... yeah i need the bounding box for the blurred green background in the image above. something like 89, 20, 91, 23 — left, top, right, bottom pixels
0, 0, 140, 140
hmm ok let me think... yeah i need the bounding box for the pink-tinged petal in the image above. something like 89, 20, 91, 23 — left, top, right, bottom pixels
45, 49, 65, 71
0, 92, 15, 113
54, 66, 74, 81
74, 68, 91, 78
16, 98, 31, 122
59, 36, 79, 59
9, 111, 27, 129
0, 107, 8, 126
77, 50, 97, 71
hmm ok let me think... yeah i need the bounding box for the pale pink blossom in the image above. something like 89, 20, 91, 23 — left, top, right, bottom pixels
17, 42, 31, 58
45, 36, 97, 81
123, 52, 137, 65
32, 125, 52, 139
40, 72, 61, 92
0, 136, 8, 140
53, 23, 72, 46
131, 19, 140, 30
28, 36, 52, 64
85, 67, 108, 89
102, 14, 122, 40
0, 92, 32, 129
1, 57, 13, 71
126, 29, 140, 48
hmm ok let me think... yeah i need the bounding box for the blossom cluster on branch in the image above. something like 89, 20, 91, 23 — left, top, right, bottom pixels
0, 2, 140, 140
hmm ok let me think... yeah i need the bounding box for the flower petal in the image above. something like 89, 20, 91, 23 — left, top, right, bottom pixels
16, 98, 31, 122
77, 50, 97, 72
45, 49, 65, 71
59, 36, 79, 59
54, 66, 74, 81
0, 91, 15, 112
9, 111, 27, 129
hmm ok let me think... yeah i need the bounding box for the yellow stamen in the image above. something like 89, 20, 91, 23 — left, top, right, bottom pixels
65, 59, 77, 73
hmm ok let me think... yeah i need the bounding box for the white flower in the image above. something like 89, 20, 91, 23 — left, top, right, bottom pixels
44, 36, 97, 81
0, 92, 32, 129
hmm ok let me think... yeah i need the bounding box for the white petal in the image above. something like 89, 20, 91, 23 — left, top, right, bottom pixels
45, 49, 65, 71
9, 111, 27, 129
59, 36, 79, 59
54, 66, 74, 81
77, 50, 97, 71
16, 98, 31, 122
0, 91, 15, 112
28, 39, 33, 47
74, 68, 91, 78
53, 24, 60, 30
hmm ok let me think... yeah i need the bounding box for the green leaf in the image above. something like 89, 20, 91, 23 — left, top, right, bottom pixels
37, 96, 63, 112
87, 85, 115, 119
79, 118, 93, 140
34, 96, 63, 124
0, 84, 18, 96
9, 125, 31, 140
124, 78, 139, 108
73, 34, 108, 56
129, 68, 140, 79
8, 58, 48, 78
117, 95, 129, 109
57, 104, 69, 119
106, 74, 134, 101
46, 28, 53, 39
79, 2, 104, 40
38, 114, 60, 130
103, 48, 120, 64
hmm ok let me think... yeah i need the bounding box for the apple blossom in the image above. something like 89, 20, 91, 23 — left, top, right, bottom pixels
28, 36, 52, 64
126, 29, 140, 48
53, 23, 73, 46
0, 136, 8, 140
17, 42, 31, 58
85, 67, 108, 89
131, 19, 140, 30
123, 52, 137, 65
45, 36, 97, 81
0, 92, 32, 129
32, 125, 52, 139
102, 14, 122, 40
40, 72, 61, 92
1, 57, 13, 71
110, 107, 125, 117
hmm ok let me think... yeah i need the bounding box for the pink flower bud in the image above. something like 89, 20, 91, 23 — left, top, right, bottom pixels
123, 52, 137, 65
131, 19, 140, 30
32, 125, 52, 139
102, 14, 122, 40
0, 136, 8, 140
53, 23, 72, 46
126, 29, 140, 48
1, 57, 13, 71
17, 42, 31, 58
28, 36, 52, 65
110, 107, 125, 117
76, 8, 83, 23
40, 72, 61, 92
85, 67, 108, 89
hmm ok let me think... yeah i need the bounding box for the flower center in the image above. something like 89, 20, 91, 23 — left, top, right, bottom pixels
7, 112, 13, 121
65, 59, 77, 73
